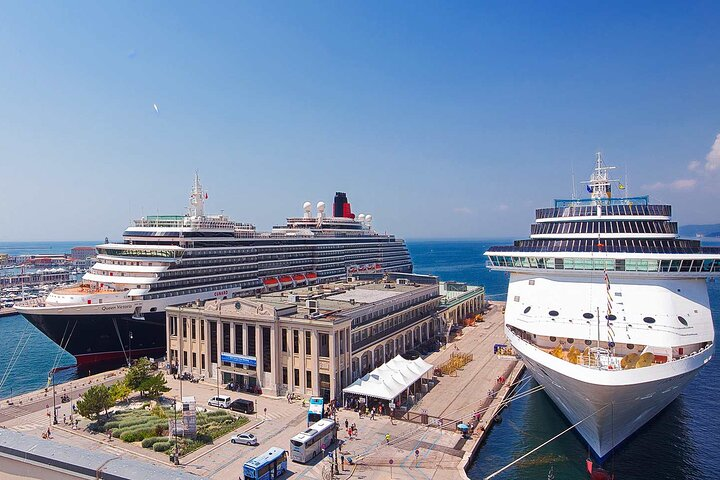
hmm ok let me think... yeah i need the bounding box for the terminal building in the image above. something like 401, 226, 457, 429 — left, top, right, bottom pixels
166, 273, 485, 401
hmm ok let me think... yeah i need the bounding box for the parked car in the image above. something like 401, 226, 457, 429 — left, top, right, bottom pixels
229, 398, 255, 414
230, 433, 258, 446
208, 395, 232, 408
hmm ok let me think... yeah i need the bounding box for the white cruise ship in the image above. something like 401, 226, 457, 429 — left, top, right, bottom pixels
485, 155, 719, 458
17, 175, 412, 365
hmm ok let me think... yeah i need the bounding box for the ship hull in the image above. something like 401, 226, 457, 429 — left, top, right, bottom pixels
510, 327, 714, 458
21, 311, 166, 366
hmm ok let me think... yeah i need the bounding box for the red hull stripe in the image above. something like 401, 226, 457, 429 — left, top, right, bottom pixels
74, 347, 165, 366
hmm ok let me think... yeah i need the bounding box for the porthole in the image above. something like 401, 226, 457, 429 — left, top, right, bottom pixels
549, 336, 557, 342
678, 316, 688, 326
584, 340, 592, 346
627, 344, 635, 350
549, 310, 559, 317
605, 314, 617, 321
583, 312, 594, 319
523, 306, 531, 314
643, 317, 656, 324
567, 338, 574, 344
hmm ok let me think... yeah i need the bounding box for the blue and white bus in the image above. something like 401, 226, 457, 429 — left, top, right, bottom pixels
289, 418, 336, 463
307, 396, 324, 425
243, 447, 287, 480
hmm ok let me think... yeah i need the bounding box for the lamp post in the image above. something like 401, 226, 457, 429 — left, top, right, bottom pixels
173, 396, 180, 465
50, 369, 58, 425
128, 331, 133, 366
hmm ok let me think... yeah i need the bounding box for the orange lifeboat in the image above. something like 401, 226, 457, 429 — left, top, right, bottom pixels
263, 278, 279, 286
375, 263, 382, 270
279, 275, 293, 286
293, 274, 306, 283
306, 272, 318, 280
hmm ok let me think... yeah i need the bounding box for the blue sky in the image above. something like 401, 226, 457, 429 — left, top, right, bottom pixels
1, 1, 719, 241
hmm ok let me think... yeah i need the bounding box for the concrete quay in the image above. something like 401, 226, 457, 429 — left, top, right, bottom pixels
0, 301, 524, 480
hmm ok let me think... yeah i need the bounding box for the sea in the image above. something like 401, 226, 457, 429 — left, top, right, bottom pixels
1, 239, 718, 479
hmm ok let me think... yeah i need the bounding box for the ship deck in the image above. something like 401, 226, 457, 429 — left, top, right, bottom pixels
53, 286, 124, 295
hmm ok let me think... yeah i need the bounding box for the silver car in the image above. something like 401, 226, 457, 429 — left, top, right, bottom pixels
230, 433, 258, 446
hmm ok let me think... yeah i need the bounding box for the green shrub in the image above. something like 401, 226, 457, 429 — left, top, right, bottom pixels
153, 441, 172, 452
104, 421, 121, 431
141, 436, 168, 448
120, 426, 158, 442
118, 417, 151, 429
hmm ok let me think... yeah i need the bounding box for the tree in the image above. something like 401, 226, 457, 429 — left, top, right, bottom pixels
140, 373, 171, 399
109, 380, 132, 403
125, 357, 153, 396
76, 384, 114, 420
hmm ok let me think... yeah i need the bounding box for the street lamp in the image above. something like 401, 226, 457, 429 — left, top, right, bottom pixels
49, 368, 58, 425
128, 331, 133, 367
173, 396, 180, 465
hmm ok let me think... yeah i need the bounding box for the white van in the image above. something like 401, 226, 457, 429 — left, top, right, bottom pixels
208, 395, 232, 408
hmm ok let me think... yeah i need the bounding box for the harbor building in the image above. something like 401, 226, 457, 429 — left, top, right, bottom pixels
166, 273, 444, 400
438, 281, 486, 327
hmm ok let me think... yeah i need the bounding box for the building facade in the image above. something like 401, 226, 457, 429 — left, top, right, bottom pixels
166, 274, 443, 401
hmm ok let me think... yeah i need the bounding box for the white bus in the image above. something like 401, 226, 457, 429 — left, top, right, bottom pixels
289, 418, 336, 463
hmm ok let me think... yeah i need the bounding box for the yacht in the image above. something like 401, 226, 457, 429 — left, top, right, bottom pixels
17, 175, 412, 365
485, 154, 719, 457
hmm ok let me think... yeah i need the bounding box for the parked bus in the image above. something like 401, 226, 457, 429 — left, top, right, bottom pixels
307, 396, 324, 425
242, 447, 287, 480
289, 418, 336, 463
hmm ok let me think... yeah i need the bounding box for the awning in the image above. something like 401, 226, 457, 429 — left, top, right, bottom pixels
342, 355, 434, 401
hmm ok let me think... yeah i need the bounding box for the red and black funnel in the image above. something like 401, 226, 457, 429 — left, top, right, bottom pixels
333, 192, 355, 219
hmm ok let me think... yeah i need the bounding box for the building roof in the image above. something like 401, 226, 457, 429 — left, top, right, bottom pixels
0, 429, 208, 480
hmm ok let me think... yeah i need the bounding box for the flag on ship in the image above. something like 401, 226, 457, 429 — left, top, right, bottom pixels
586, 185, 592, 193
618, 183, 625, 190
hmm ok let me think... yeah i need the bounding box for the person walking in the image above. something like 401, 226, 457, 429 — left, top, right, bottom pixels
341, 454, 345, 471
344, 419, 349, 430
370, 408, 375, 420
385, 433, 391, 445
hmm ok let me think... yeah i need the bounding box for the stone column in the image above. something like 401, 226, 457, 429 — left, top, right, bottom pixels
203, 318, 211, 376
215, 319, 223, 380
311, 330, 320, 397
177, 314, 184, 375
165, 313, 172, 365
255, 325, 264, 386
299, 330, 307, 392
329, 330, 336, 400
230, 321, 236, 354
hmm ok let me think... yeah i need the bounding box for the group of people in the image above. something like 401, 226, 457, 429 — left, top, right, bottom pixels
343, 418, 358, 438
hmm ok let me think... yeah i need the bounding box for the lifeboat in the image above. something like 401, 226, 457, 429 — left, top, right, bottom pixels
349, 267, 357, 273
263, 278, 279, 287
375, 263, 382, 270
293, 274, 306, 283
279, 275, 293, 286
306, 272, 318, 280
358, 266, 366, 271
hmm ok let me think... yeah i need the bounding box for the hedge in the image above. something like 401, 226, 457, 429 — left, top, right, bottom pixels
153, 441, 172, 452
141, 436, 168, 448
120, 426, 158, 442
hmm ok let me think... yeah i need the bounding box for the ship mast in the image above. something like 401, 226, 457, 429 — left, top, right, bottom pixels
189, 172, 205, 218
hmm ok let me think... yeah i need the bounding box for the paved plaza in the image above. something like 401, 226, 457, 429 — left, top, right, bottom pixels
0, 301, 520, 480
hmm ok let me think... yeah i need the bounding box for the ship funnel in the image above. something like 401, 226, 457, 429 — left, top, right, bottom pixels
333, 192, 355, 219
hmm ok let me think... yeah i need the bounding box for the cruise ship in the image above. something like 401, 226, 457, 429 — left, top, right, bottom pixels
485, 155, 720, 458
17, 176, 412, 365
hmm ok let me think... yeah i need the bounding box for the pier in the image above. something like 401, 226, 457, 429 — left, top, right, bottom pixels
0, 301, 522, 479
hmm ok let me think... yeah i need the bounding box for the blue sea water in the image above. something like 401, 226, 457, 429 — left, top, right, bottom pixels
0, 239, 718, 479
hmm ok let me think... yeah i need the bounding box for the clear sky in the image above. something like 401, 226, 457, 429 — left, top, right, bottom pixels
1, 1, 719, 241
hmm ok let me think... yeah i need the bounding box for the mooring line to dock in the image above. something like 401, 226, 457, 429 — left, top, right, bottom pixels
483, 403, 610, 479
354, 380, 545, 465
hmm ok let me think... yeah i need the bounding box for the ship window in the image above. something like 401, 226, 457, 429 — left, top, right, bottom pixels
549, 336, 557, 342
627, 344, 635, 349
678, 316, 688, 326
567, 338, 574, 343
548, 310, 559, 317
605, 314, 617, 321
584, 339, 592, 346
643, 317, 656, 324
523, 306, 531, 314
583, 313, 594, 319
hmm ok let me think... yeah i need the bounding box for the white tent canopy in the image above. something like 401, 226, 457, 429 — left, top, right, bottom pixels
342, 355, 434, 401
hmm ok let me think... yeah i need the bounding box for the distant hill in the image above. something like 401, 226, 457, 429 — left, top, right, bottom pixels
679, 224, 720, 238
